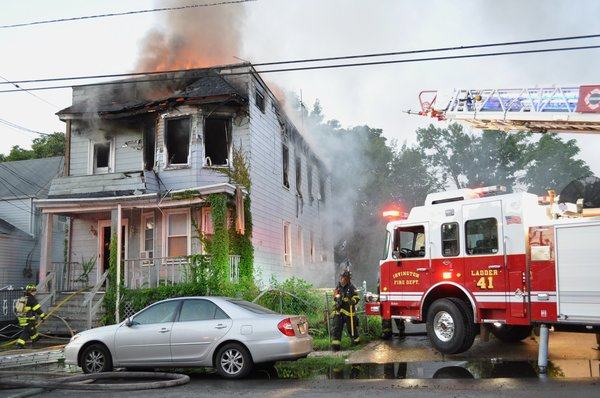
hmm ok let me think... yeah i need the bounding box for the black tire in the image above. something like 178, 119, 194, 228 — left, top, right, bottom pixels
426, 298, 469, 354
81, 344, 113, 374
486, 324, 532, 342
215, 343, 253, 379
447, 297, 477, 353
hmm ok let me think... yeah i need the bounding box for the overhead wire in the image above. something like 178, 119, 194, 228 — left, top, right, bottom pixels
1, 33, 599, 89
0, 0, 257, 29
0, 44, 598, 94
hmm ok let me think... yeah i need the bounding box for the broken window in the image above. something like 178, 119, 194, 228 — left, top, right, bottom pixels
93, 142, 111, 174
143, 120, 156, 171
165, 117, 190, 166
204, 117, 231, 166
295, 155, 302, 196
309, 231, 316, 263
282, 143, 290, 189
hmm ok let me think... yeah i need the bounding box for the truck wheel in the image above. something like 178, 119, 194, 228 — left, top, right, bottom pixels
485, 324, 532, 342
426, 298, 470, 354
447, 297, 477, 352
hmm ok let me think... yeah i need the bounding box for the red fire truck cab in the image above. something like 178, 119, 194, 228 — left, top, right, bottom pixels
366, 185, 600, 354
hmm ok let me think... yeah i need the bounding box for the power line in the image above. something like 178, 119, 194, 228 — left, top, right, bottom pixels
0, 33, 598, 91
0, 44, 598, 94
0, 118, 50, 136
0, 0, 257, 29
0, 75, 59, 108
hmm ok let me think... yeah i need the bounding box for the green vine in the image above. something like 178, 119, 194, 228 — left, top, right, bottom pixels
101, 233, 118, 325
208, 193, 229, 293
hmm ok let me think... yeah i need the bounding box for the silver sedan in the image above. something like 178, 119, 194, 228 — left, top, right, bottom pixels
64, 296, 312, 379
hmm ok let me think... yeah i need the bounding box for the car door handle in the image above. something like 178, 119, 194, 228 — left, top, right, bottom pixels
215, 324, 228, 329
159, 328, 170, 333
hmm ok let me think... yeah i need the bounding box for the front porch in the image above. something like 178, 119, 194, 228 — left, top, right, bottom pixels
52, 254, 241, 291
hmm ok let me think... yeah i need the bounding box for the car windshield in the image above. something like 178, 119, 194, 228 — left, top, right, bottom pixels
227, 299, 277, 314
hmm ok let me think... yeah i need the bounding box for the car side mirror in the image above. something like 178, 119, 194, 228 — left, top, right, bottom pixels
125, 317, 133, 327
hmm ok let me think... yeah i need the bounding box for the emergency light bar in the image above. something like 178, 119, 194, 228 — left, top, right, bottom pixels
472, 185, 507, 197
382, 210, 409, 219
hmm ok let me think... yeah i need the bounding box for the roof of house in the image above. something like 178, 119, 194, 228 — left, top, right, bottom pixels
57, 68, 247, 117
0, 157, 64, 199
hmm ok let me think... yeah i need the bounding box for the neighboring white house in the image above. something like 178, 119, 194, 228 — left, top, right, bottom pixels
0, 157, 65, 289
35, 64, 335, 290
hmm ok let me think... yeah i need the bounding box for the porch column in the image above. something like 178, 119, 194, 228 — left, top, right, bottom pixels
39, 212, 53, 285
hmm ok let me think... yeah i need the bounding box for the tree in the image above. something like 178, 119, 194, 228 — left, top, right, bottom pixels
0, 132, 65, 162
521, 134, 592, 195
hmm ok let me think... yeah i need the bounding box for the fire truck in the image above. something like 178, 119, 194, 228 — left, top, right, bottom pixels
366, 85, 600, 361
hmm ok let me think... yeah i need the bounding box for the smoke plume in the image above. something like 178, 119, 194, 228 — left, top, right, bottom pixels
135, 1, 246, 72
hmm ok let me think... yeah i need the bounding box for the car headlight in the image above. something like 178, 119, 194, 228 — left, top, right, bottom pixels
69, 334, 81, 343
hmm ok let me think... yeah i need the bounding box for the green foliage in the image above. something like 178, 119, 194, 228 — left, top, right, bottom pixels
75, 255, 97, 285
521, 133, 592, 195
0, 132, 65, 162
228, 197, 254, 282
101, 234, 118, 325
207, 193, 229, 292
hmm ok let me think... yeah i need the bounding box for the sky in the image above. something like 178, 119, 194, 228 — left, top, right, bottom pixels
1, 0, 600, 176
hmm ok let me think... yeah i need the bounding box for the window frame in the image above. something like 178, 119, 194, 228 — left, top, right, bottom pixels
465, 217, 499, 255
164, 116, 192, 167
163, 209, 191, 258
441, 222, 460, 257
283, 221, 292, 266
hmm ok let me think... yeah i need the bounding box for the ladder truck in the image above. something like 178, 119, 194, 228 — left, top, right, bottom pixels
365, 85, 600, 372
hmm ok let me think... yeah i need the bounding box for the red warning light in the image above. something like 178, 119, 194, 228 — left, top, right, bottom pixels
382, 209, 408, 220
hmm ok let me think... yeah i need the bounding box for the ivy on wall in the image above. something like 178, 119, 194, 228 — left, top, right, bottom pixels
101, 233, 118, 325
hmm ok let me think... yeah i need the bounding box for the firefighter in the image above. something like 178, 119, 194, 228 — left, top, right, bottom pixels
331, 270, 360, 351
15, 285, 47, 349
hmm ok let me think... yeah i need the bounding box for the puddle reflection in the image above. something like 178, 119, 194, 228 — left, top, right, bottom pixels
275, 359, 600, 380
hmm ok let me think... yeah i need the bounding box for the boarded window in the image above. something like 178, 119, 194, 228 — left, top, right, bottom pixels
282, 143, 290, 189
204, 117, 230, 166
165, 117, 190, 165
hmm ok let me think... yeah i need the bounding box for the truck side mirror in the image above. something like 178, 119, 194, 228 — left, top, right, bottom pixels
392, 250, 400, 259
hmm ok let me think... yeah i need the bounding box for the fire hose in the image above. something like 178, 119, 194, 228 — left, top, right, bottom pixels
0, 287, 88, 349
0, 370, 190, 391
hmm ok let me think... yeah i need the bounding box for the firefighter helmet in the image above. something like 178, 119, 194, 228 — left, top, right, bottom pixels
25, 284, 37, 292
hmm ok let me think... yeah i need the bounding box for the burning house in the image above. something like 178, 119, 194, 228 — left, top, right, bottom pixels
34, 64, 335, 293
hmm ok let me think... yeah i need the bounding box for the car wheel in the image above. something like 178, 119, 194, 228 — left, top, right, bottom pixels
215, 343, 252, 379
485, 324, 532, 342
426, 298, 469, 354
81, 344, 113, 374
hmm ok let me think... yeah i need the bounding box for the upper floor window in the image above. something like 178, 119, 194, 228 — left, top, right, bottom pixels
165, 117, 191, 166
307, 163, 314, 203
255, 89, 265, 113
204, 117, 231, 167
282, 143, 290, 189
318, 173, 326, 203
295, 155, 302, 196
93, 142, 111, 174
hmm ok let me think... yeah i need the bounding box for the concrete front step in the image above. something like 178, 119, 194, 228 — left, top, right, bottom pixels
40, 291, 105, 336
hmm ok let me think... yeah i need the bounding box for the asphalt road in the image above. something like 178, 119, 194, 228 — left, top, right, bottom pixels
4, 375, 598, 398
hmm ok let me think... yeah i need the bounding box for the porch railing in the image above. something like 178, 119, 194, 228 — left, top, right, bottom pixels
123, 255, 241, 289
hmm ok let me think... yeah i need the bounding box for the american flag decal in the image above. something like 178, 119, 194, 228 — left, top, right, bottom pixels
505, 215, 522, 225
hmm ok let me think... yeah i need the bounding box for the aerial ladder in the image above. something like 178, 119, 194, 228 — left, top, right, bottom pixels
417, 85, 600, 134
